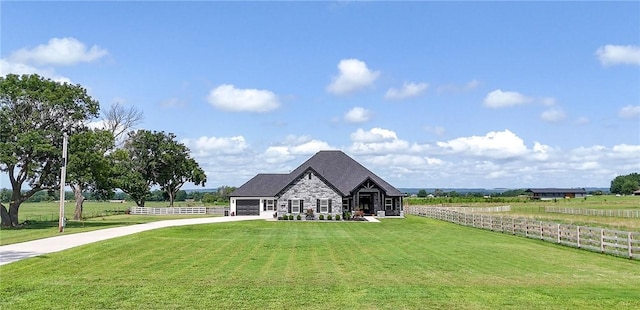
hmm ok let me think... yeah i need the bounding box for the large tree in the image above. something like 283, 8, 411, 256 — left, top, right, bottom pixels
67, 129, 115, 220
610, 173, 640, 195
0, 74, 99, 227
113, 130, 206, 207
156, 137, 206, 207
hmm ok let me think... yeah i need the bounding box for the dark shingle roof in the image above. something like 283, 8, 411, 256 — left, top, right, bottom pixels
230, 174, 291, 197
231, 150, 403, 197
525, 188, 587, 194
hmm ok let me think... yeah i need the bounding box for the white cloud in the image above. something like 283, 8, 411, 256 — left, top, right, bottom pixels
596, 44, 640, 66
618, 105, 640, 119
384, 82, 429, 100
207, 84, 280, 113
350, 128, 398, 143
182, 136, 250, 156
540, 107, 566, 122
436, 130, 528, 159
9, 37, 108, 66
290, 140, 332, 155
261, 136, 333, 166
349, 128, 413, 155
483, 89, 532, 108
344, 107, 372, 123
326, 58, 380, 95
0, 59, 71, 83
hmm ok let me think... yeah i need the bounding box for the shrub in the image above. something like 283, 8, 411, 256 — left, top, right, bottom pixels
305, 208, 315, 220
277, 216, 283, 220
344, 212, 351, 220
288, 214, 294, 220
327, 214, 332, 220
335, 214, 341, 221
297, 214, 302, 220
319, 214, 324, 220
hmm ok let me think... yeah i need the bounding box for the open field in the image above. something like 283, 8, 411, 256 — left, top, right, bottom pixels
8, 200, 216, 223
408, 195, 640, 232
0, 201, 215, 245
407, 194, 640, 210
1, 216, 638, 309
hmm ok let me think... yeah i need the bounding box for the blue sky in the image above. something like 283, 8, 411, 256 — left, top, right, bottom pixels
1, 1, 639, 190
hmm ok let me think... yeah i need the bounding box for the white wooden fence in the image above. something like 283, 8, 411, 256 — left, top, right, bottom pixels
544, 207, 640, 218
406, 206, 640, 260
129, 207, 207, 215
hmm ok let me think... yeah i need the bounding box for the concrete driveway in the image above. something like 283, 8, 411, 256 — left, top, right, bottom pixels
0, 216, 263, 266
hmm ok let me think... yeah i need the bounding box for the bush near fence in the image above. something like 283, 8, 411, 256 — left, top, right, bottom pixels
406, 206, 639, 260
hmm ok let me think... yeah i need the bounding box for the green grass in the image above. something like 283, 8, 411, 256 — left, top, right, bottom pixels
0, 201, 222, 245
1, 216, 639, 309
0, 214, 214, 245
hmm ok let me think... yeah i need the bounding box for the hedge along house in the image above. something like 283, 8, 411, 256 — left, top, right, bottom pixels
229, 150, 404, 218
525, 188, 587, 200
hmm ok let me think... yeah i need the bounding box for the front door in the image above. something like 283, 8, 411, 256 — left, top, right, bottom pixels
359, 194, 373, 214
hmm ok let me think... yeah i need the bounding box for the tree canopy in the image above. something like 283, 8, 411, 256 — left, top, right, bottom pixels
0, 74, 99, 227
113, 130, 206, 207
610, 173, 640, 195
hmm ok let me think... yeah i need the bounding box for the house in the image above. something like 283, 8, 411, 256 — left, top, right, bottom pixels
525, 188, 587, 200
633, 190, 640, 196
229, 150, 404, 218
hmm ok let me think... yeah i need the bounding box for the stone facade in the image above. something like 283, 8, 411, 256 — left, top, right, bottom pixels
277, 171, 342, 218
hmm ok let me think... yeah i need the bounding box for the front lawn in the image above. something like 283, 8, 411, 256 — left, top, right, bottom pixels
1, 216, 638, 309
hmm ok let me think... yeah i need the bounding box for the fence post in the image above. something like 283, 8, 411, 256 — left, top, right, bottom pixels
577, 226, 581, 248
629, 232, 633, 259
540, 221, 543, 240
557, 223, 560, 244
600, 229, 604, 253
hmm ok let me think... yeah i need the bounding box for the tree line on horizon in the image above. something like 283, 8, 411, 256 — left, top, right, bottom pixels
0, 74, 207, 227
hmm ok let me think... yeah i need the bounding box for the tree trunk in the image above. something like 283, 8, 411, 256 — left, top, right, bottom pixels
6, 189, 23, 227
168, 190, 175, 207
0, 203, 11, 227
72, 184, 85, 220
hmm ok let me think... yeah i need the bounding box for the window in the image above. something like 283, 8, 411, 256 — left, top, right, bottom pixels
292, 199, 301, 213
342, 198, 349, 210
320, 199, 329, 213
385, 198, 393, 210
266, 199, 274, 211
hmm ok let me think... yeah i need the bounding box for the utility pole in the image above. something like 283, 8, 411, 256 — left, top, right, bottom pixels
59, 132, 68, 233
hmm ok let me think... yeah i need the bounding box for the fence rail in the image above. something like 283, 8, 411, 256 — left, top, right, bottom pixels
206, 207, 230, 215
406, 206, 639, 260
544, 207, 640, 218
129, 207, 207, 215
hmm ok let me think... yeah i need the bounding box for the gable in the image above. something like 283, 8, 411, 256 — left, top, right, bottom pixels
289, 151, 403, 196
278, 169, 342, 201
